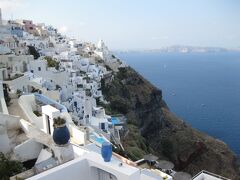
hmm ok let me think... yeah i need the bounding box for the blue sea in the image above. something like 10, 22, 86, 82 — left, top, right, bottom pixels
116, 51, 240, 155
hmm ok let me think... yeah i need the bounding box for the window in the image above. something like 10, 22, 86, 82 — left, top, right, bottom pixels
46, 115, 51, 134
101, 123, 105, 130
38, 67, 41, 71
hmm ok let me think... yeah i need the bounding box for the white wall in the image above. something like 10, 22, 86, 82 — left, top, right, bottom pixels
0, 113, 20, 130
70, 126, 86, 145
29, 60, 47, 76
61, 111, 87, 145
193, 173, 226, 180
18, 94, 44, 130
0, 126, 11, 153
28, 151, 141, 180
0, 113, 21, 154
0, 55, 33, 73
0, 82, 8, 114
54, 144, 74, 164
4, 75, 30, 93
14, 138, 43, 162
42, 105, 60, 135
28, 158, 91, 180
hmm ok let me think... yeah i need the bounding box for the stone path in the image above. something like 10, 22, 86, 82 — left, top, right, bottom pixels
8, 98, 29, 121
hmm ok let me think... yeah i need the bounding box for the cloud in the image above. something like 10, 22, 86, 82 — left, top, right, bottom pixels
0, 0, 27, 11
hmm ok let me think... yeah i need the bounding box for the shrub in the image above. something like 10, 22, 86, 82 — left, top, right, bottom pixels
161, 139, 174, 157
53, 117, 66, 127
33, 110, 41, 117
126, 147, 145, 161
105, 65, 112, 71
110, 96, 130, 114
44, 56, 58, 68
0, 153, 25, 180
28, 46, 40, 59
16, 89, 22, 98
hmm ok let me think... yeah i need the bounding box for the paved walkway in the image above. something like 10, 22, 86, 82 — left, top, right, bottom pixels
20, 119, 55, 150
8, 98, 29, 121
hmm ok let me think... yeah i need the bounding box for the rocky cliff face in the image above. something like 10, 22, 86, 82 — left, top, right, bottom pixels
101, 67, 240, 179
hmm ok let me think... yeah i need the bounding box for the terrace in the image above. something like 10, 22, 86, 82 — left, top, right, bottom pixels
3, 73, 24, 81
26, 143, 172, 180
192, 170, 231, 180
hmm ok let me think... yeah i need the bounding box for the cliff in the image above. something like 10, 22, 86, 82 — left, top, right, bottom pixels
101, 66, 240, 179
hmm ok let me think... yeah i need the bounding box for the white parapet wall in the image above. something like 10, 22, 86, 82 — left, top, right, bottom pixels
192, 170, 230, 180
28, 151, 141, 180
14, 138, 43, 162
0, 113, 21, 154
42, 105, 60, 135
0, 125, 11, 153
54, 144, 74, 164
70, 125, 87, 145
4, 75, 31, 93
0, 81, 8, 114
60, 111, 87, 145
0, 113, 20, 130
18, 94, 44, 130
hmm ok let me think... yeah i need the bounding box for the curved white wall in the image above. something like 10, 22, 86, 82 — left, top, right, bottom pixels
18, 94, 44, 130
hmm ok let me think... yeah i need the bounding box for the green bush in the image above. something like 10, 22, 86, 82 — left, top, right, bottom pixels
16, 89, 22, 98
161, 139, 174, 157
28, 46, 40, 59
44, 56, 58, 68
53, 117, 66, 127
33, 110, 42, 117
0, 153, 25, 180
126, 147, 145, 161
126, 118, 138, 126
110, 96, 130, 114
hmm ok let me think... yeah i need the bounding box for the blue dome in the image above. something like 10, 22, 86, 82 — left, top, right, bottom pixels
53, 125, 70, 145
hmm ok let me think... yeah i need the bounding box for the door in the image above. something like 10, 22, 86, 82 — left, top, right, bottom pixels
97, 168, 117, 180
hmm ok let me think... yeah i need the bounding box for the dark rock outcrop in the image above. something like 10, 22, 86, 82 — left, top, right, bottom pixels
101, 66, 240, 179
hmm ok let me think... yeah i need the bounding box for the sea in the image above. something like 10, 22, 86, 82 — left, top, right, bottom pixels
116, 51, 240, 156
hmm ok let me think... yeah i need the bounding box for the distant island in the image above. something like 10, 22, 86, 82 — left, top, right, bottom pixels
116, 45, 240, 53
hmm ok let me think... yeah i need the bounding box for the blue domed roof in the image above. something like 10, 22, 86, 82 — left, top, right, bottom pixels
53, 125, 70, 145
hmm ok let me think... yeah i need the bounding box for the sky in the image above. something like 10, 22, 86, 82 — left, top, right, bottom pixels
0, 0, 240, 50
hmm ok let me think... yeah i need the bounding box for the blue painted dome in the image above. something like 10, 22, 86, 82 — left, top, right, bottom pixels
53, 125, 70, 145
